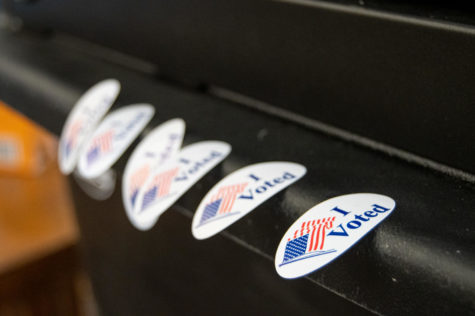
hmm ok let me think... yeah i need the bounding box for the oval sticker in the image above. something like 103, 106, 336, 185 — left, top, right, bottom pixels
192, 162, 307, 240
133, 141, 231, 231
275, 193, 396, 279
122, 118, 185, 228
58, 79, 120, 175
77, 104, 155, 179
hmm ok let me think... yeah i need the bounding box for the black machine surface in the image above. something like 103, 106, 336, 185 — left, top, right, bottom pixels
0, 0, 474, 315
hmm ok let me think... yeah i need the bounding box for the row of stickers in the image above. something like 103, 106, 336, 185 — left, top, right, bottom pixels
58, 79, 396, 279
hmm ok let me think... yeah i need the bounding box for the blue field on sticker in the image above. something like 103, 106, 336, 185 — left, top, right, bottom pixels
195, 212, 240, 228
283, 234, 309, 262
130, 189, 139, 207
279, 249, 337, 267
64, 141, 73, 158
87, 147, 100, 165
142, 186, 157, 210
280, 233, 337, 267
200, 199, 222, 225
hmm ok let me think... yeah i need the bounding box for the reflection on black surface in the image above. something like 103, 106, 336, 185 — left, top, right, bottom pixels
73, 168, 116, 201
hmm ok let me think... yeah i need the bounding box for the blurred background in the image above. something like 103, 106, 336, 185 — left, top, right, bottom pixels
0, 101, 97, 315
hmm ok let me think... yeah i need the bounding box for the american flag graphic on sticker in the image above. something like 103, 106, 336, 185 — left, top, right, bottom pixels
63, 120, 82, 159
279, 216, 336, 266
140, 167, 179, 211
198, 182, 248, 226
128, 165, 151, 207
192, 161, 307, 240
77, 104, 154, 180
86, 130, 114, 166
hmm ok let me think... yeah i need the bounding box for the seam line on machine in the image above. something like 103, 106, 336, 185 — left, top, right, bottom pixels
208, 86, 475, 184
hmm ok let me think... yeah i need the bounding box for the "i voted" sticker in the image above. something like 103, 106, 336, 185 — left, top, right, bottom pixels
275, 193, 396, 279
58, 79, 120, 174
77, 104, 155, 179
133, 141, 231, 231
122, 118, 185, 229
192, 162, 307, 240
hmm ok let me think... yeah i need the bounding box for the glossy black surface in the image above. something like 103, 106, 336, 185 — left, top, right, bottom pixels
9, 0, 475, 174
0, 31, 474, 315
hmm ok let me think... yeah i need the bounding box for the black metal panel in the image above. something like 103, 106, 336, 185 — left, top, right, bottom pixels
1, 31, 474, 315
9, 0, 475, 175
71, 184, 372, 316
